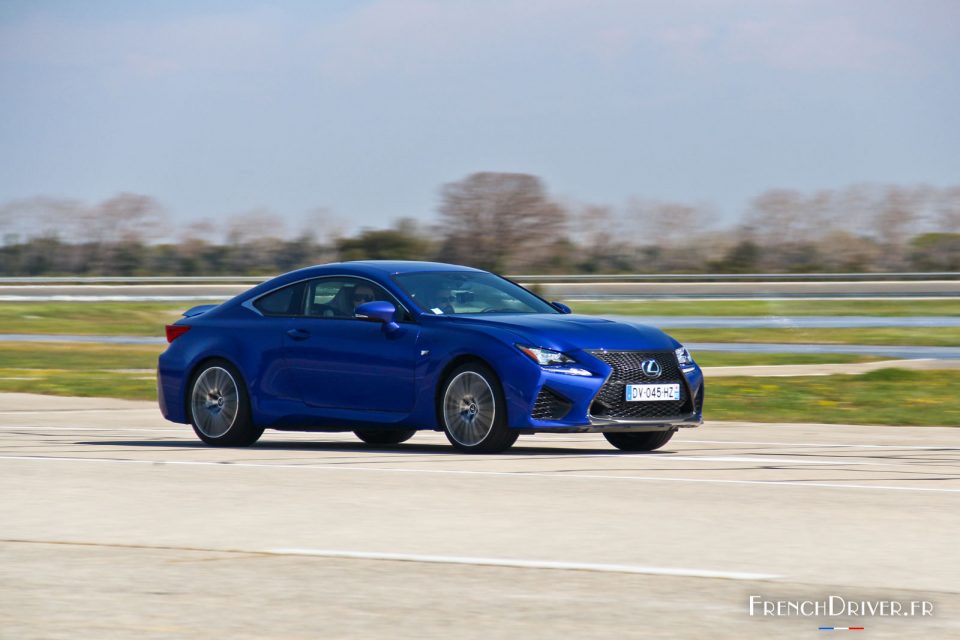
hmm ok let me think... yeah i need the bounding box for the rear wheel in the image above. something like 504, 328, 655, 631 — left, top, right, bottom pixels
354, 429, 416, 445
603, 430, 675, 452
188, 359, 263, 447
440, 362, 518, 453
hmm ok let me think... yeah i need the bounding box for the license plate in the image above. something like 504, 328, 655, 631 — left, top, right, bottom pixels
625, 384, 680, 401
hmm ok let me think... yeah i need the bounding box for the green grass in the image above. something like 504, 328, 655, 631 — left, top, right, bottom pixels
691, 352, 885, 367
1, 301, 956, 348
0, 369, 157, 400
0, 302, 187, 336
668, 327, 960, 347
0, 342, 163, 369
706, 369, 960, 426
0, 343, 163, 400
0, 341, 952, 426
568, 299, 960, 317
4, 366, 955, 426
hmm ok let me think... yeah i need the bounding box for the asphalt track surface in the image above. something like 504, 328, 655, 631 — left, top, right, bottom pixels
1, 393, 958, 639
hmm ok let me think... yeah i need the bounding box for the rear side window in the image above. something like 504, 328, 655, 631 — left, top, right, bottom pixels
254, 282, 304, 316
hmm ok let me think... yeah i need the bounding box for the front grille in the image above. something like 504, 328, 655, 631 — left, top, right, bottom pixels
531, 386, 572, 421
589, 350, 691, 420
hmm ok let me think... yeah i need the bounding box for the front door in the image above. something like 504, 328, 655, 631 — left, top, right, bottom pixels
283, 277, 419, 414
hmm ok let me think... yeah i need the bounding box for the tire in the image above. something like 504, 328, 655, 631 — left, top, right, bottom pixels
603, 430, 675, 452
440, 362, 518, 453
187, 359, 263, 447
354, 429, 416, 445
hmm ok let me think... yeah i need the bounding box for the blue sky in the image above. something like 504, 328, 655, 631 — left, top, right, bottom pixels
1, 0, 958, 235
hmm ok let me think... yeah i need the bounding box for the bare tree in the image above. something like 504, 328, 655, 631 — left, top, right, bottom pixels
623, 198, 708, 249
437, 172, 566, 272
0, 196, 88, 242
86, 193, 163, 244
574, 204, 615, 253
299, 206, 345, 245
744, 189, 812, 244
937, 186, 960, 233
226, 208, 285, 245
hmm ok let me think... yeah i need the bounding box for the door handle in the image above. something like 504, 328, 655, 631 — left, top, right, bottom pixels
286, 328, 310, 340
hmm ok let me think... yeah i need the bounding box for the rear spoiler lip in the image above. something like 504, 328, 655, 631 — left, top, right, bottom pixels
182, 304, 219, 318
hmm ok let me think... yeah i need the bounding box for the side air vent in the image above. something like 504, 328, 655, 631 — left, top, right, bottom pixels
531, 387, 573, 421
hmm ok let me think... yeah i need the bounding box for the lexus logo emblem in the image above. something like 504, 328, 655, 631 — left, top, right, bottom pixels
641, 359, 662, 378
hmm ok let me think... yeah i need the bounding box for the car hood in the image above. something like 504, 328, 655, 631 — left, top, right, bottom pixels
448, 314, 679, 352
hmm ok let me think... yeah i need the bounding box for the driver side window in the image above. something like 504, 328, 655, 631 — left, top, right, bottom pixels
304, 277, 405, 320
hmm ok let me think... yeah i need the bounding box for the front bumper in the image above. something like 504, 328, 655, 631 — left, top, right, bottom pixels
518, 411, 702, 434
510, 349, 705, 433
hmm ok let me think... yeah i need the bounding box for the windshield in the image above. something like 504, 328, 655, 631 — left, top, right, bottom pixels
393, 271, 559, 315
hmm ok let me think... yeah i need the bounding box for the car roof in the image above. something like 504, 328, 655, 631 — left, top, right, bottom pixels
230, 261, 487, 306
332, 260, 484, 275
294, 260, 486, 278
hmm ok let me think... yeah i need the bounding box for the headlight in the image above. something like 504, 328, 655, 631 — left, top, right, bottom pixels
516, 344, 576, 366
675, 345, 695, 367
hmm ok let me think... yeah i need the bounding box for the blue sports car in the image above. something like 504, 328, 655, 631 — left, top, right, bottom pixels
158, 261, 703, 453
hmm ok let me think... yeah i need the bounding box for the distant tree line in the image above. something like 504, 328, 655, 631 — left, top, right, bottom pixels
1, 176, 959, 276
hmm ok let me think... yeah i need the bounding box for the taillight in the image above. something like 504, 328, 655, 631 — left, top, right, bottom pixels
165, 325, 191, 343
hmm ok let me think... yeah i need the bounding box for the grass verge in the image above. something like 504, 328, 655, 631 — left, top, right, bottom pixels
0, 343, 951, 426
3, 368, 955, 425
2, 299, 958, 337
0, 342, 163, 369
668, 327, 960, 347
707, 369, 960, 426
0, 370, 157, 400
0, 302, 186, 336
691, 352, 884, 367
568, 299, 960, 317
0, 343, 163, 400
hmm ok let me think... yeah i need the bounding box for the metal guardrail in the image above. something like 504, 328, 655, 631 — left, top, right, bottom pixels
514, 272, 960, 282
1, 272, 959, 285
0, 276, 266, 284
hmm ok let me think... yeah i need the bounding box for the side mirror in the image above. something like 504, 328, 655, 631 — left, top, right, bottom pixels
551, 301, 572, 314
355, 300, 400, 332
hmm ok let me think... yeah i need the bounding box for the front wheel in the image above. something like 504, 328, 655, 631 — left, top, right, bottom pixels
188, 359, 263, 447
440, 363, 518, 453
603, 430, 675, 452
354, 429, 416, 445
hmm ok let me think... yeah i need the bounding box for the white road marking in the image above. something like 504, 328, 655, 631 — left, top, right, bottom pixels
685, 439, 960, 451
0, 409, 159, 415
2, 455, 958, 493
0, 425, 187, 433
264, 548, 781, 581
0, 538, 780, 581
621, 455, 873, 465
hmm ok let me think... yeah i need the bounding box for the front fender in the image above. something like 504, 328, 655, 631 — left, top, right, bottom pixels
408, 321, 542, 429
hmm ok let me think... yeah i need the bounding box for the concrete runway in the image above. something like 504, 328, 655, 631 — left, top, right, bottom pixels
1, 393, 958, 639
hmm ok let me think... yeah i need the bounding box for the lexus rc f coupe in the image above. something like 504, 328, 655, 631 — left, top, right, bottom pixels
157, 261, 704, 453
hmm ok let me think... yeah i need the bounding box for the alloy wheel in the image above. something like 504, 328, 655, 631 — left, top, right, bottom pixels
442, 371, 496, 446
191, 366, 239, 438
